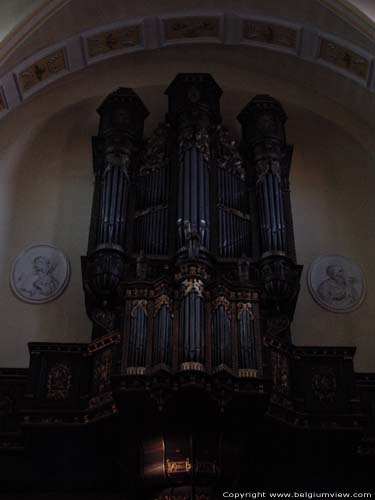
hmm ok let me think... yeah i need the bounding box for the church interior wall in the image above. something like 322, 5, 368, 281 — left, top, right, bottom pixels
0, 44, 373, 371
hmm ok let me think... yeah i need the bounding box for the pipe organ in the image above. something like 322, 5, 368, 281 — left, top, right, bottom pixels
81, 74, 302, 497
9, 75, 363, 499
82, 74, 301, 371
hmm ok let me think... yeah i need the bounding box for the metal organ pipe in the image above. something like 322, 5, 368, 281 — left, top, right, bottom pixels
89, 88, 149, 254
82, 89, 149, 340
134, 124, 170, 256
238, 95, 294, 259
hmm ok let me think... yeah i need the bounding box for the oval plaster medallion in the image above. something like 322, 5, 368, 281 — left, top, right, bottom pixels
10, 245, 70, 304
307, 255, 365, 313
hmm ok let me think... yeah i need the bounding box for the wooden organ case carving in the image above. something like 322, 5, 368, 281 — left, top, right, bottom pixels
4, 75, 368, 498
80, 75, 302, 497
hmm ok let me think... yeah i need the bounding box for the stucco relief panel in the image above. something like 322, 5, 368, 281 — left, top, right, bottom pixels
242, 19, 298, 50
85, 24, 143, 59
17, 48, 67, 93
308, 255, 366, 313
319, 38, 370, 80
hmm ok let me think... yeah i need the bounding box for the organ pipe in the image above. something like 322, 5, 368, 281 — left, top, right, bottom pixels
89, 88, 149, 254
238, 95, 295, 259
165, 74, 222, 257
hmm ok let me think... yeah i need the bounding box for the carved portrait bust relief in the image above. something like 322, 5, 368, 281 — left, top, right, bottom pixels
308, 255, 366, 313
10, 245, 70, 304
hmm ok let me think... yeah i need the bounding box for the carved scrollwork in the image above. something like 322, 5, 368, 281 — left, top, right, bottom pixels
175, 264, 209, 281
92, 308, 116, 332
154, 294, 173, 316
178, 126, 210, 163
139, 123, 170, 174
181, 278, 204, 297
312, 369, 337, 404
212, 296, 232, 319
236, 302, 254, 319
216, 125, 244, 178
131, 299, 148, 317
46, 363, 72, 401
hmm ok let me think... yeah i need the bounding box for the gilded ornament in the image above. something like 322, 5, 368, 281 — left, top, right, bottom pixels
126, 366, 145, 375
236, 302, 254, 319
166, 457, 192, 474
212, 296, 232, 319
238, 368, 258, 378
154, 294, 173, 316
182, 278, 204, 297
131, 299, 148, 317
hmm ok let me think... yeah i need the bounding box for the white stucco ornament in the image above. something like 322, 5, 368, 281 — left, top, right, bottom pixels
10, 245, 70, 304
307, 255, 365, 313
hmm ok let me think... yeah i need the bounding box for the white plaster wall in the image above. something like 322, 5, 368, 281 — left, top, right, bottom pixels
0, 45, 373, 371
289, 109, 375, 372
0, 99, 95, 367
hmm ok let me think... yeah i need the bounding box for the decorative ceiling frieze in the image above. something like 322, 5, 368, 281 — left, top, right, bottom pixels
84, 24, 143, 61
242, 19, 299, 52
17, 47, 68, 94
162, 16, 222, 42
318, 36, 370, 81
0, 12, 373, 121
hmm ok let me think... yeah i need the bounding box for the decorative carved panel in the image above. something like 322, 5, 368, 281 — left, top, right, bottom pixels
86, 24, 142, 58
163, 17, 221, 41
242, 20, 298, 49
18, 48, 67, 92
319, 38, 369, 80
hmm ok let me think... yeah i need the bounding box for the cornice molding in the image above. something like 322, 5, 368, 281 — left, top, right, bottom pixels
0, 0, 72, 66
319, 0, 375, 40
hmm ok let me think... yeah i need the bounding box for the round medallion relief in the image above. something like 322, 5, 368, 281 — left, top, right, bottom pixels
10, 245, 70, 304
307, 255, 365, 313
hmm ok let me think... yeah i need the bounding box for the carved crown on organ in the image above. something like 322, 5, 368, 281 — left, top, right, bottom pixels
81, 73, 302, 377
